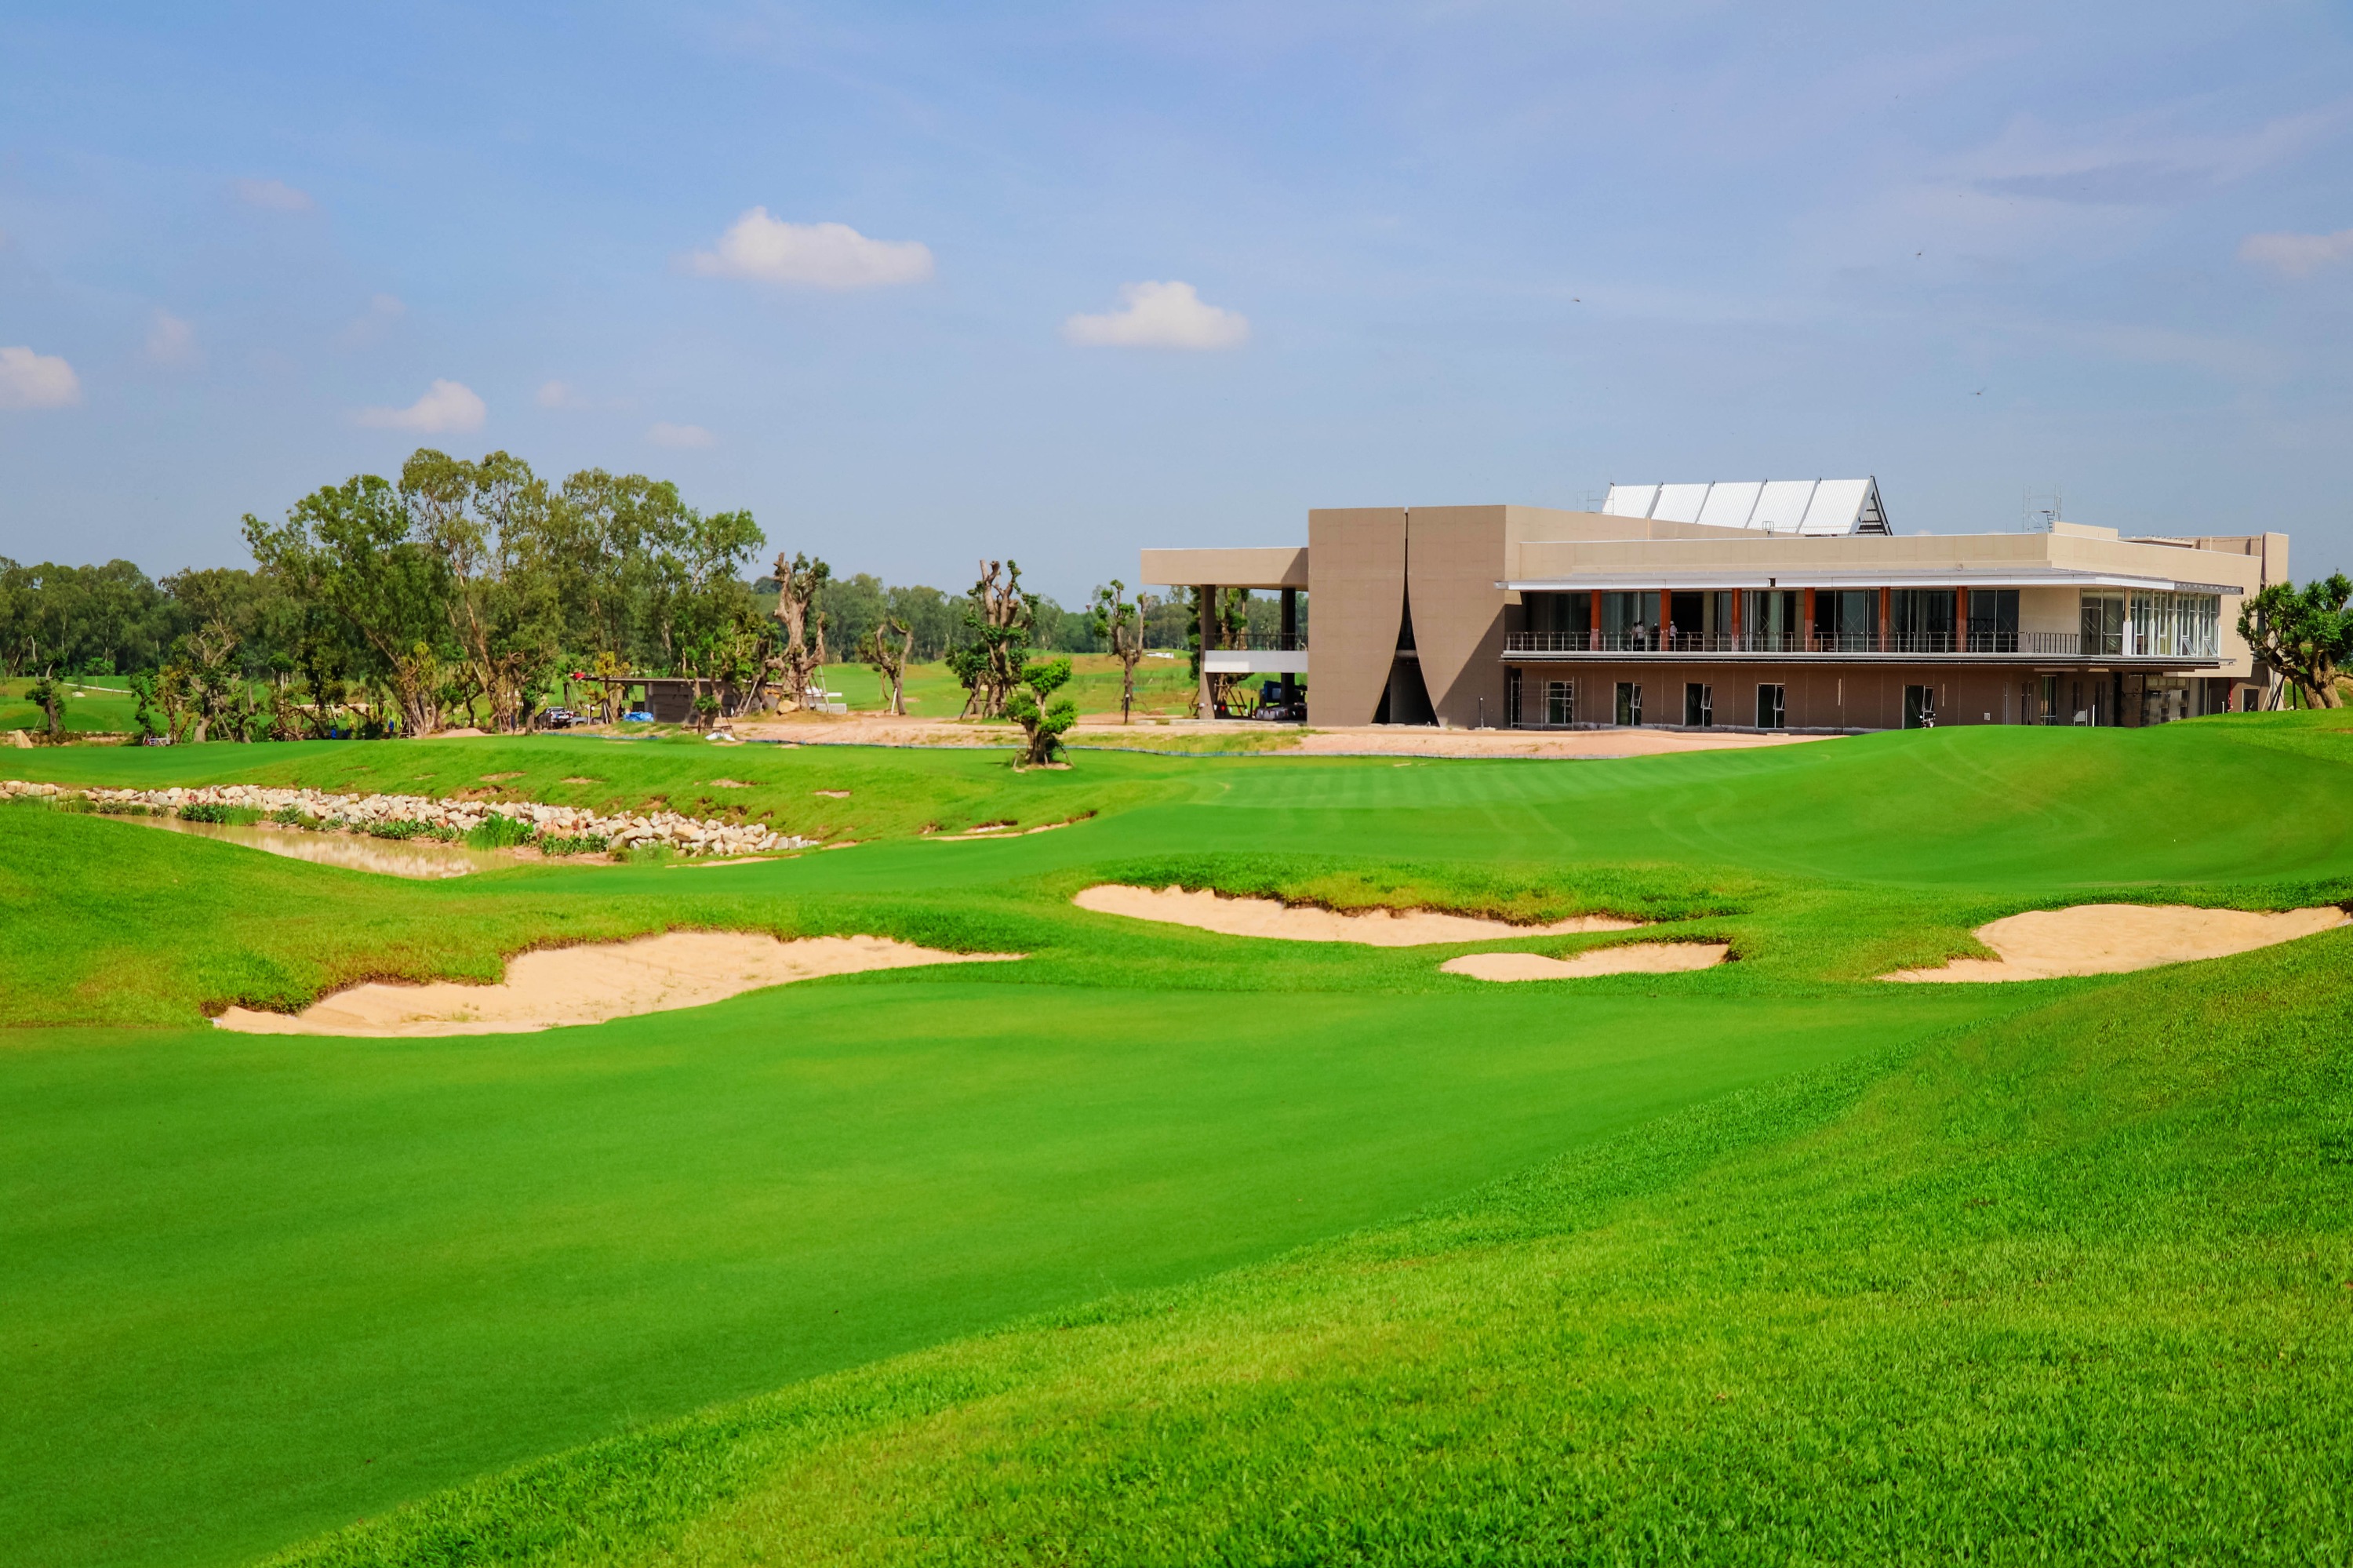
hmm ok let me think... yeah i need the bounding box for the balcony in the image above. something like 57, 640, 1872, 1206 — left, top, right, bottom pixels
1501, 630, 2216, 663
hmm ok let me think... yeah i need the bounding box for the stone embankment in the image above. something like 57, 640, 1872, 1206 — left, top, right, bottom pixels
0, 780, 807, 857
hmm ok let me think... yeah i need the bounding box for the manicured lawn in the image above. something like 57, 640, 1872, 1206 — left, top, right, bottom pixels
4, 709, 2351, 1566
2, 674, 144, 733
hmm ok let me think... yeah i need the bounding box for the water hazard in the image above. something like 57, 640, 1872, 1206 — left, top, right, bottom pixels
121, 814, 518, 879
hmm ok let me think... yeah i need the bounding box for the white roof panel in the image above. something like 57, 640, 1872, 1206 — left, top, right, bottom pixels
1750, 479, 1817, 533
1799, 478, 1871, 535
1696, 481, 1764, 529
1650, 482, 1713, 523
1601, 483, 1658, 518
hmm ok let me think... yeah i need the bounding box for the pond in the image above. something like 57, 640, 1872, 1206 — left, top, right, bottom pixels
121, 814, 521, 879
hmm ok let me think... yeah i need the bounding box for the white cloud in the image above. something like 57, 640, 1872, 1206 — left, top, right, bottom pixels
537, 378, 587, 409
354, 379, 486, 434
1063, 280, 1250, 350
647, 420, 718, 449
147, 309, 199, 368
232, 177, 315, 213
683, 209, 933, 289
2238, 227, 2353, 277
0, 345, 82, 409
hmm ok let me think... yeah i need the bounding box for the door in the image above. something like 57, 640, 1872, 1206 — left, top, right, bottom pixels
1903, 684, 1936, 729
1755, 683, 1784, 729
1614, 682, 1642, 726
1683, 682, 1712, 726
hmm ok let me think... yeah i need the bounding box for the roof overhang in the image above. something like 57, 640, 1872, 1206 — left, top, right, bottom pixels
1502, 569, 2241, 595
1140, 546, 1308, 590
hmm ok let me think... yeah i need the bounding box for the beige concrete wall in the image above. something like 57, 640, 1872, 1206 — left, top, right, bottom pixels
2018, 586, 2078, 638
1306, 508, 1406, 726
1407, 506, 1515, 727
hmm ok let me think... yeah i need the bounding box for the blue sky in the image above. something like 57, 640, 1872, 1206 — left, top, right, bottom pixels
2, 2, 2349, 598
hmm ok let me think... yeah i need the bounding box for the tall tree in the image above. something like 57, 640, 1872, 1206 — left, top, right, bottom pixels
243, 474, 453, 735
767, 551, 831, 711
950, 560, 1035, 719
403, 449, 563, 732
2239, 574, 2351, 709
1088, 580, 1154, 725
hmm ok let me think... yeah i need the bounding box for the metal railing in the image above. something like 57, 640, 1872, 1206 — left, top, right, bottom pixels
1503, 629, 2209, 659
1211, 633, 1308, 651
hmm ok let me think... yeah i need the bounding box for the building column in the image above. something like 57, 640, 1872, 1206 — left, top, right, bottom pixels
1198, 585, 1217, 719
1955, 585, 1969, 653
1279, 587, 1298, 712
1802, 588, 1817, 650
1659, 588, 1673, 649
1879, 585, 1892, 653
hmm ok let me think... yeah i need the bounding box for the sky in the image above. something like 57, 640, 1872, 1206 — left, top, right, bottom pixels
2, 1, 2350, 600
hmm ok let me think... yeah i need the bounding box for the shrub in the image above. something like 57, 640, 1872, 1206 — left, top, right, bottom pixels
267, 806, 325, 830
467, 813, 536, 849
536, 833, 611, 858
91, 799, 152, 817
178, 802, 262, 826
364, 819, 462, 842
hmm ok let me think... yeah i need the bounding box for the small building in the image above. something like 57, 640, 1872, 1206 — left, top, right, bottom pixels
1142, 482, 2286, 730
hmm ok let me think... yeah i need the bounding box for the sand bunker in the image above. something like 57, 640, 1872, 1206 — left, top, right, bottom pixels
1073, 884, 1642, 947
1442, 943, 1729, 982
215, 932, 1020, 1037
1884, 903, 2348, 983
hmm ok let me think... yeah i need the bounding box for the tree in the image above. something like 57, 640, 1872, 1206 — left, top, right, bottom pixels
768, 551, 831, 711
2239, 574, 2351, 710
24, 674, 64, 742
403, 449, 564, 732
866, 616, 914, 715
244, 475, 453, 735
1088, 580, 1155, 724
951, 560, 1035, 719
1005, 656, 1078, 767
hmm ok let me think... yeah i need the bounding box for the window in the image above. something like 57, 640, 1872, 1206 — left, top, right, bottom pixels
2040, 675, 2059, 723
1889, 590, 1956, 653
1683, 682, 1712, 726
1598, 592, 1649, 649
1756, 683, 1785, 729
2081, 592, 2125, 657
1819, 589, 1878, 649
1903, 684, 1937, 729
1743, 591, 1801, 651
1614, 681, 1642, 726
1545, 680, 1573, 726
1968, 589, 2020, 652
1522, 591, 1590, 646
1505, 668, 1522, 729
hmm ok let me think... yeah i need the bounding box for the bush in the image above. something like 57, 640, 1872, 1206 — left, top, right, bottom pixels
536, 833, 610, 858
467, 813, 536, 849
178, 802, 262, 826
267, 806, 325, 830
365, 819, 462, 842
91, 799, 153, 817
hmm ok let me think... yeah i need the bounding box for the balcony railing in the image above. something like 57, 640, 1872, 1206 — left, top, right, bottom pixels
1209, 633, 1308, 651
1502, 630, 2215, 659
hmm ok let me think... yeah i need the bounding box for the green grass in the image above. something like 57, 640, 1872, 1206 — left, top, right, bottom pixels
2, 674, 145, 733
4, 709, 2351, 1566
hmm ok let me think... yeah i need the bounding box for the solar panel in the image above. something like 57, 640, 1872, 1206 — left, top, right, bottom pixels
1799, 478, 1871, 534
1601, 483, 1658, 518
1697, 481, 1764, 529
1750, 479, 1817, 533
1650, 482, 1712, 523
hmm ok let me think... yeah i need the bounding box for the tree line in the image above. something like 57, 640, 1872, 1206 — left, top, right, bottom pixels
2, 446, 1304, 740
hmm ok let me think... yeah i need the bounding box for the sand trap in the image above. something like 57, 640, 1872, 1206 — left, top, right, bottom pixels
1442, 943, 1730, 982
215, 932, 1020, 1037
1073, 884, 1642, 947
1884, 903, 2348, 983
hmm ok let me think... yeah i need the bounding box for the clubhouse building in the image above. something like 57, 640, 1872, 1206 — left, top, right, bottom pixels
1141, 480, 2288, 731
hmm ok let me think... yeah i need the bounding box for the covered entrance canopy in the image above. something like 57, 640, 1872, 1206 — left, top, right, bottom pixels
1139, 547, 1310, 718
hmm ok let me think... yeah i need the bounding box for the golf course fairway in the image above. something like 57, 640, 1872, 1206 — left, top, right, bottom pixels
3, 711, 2350, 1565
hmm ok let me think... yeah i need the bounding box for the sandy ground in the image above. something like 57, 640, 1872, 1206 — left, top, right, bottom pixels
1072, 883, 1642, 946
1442, 943, 1732, 981
215, 932, 1020, 1037
734, 714, 1834, 760
1884, 903, 2348, 983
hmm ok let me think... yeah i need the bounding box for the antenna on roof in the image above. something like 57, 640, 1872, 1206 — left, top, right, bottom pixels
2022, 486, 2063, 533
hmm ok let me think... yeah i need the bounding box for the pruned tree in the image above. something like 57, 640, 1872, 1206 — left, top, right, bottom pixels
24, 673, 64, 743
867, 615, 914, 715
951, 560, 1035, 719
1088, 580, 1154, 725
2239, 573, 2351, 710
768, 551, 832, 711
1005, 656, 1078, 767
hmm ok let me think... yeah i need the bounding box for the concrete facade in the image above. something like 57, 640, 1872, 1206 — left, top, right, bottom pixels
1146, 505, 2287, 729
